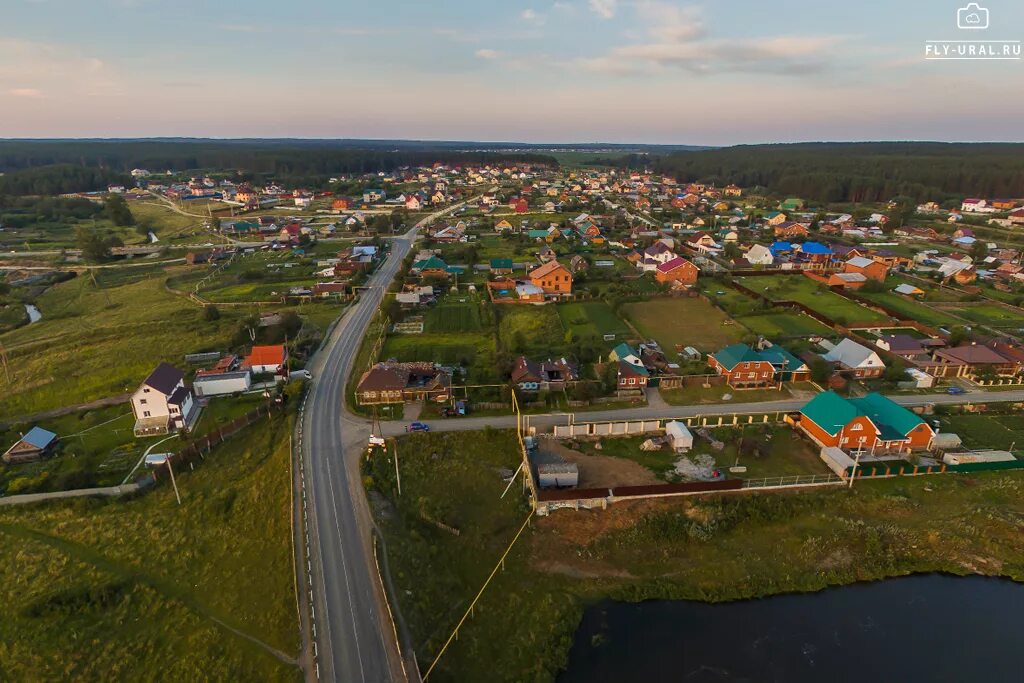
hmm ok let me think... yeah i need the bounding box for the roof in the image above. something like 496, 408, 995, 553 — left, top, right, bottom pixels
937, 344, 1016, 365
712, 343, 805, 372
143, 362, 184, 395
529, 260, 568, 280
847, 256, 876, 268
824, 339, 883, 369
245, 344, 286, 367
413, 255, 448, 271
799, 241, 832, 255
490, 258, 513, 269
801, 391, 926, 440
656, 256, 692, 273
21, 426, 58, 450
894, 284, 924, 295
833, 272, 867, 283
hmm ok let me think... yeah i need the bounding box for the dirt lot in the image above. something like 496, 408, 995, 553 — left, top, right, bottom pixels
537, 439, 660, 488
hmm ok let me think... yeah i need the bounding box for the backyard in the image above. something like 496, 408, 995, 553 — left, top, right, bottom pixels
621, 296, 747, 353
556, 301, 631, 347
738, 275, 890, 325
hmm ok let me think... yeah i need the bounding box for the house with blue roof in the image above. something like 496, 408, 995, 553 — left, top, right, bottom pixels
769, 241, 793, 258
708, 343, 809, 387
797, 241, 834, 264
3, 426, 59, 464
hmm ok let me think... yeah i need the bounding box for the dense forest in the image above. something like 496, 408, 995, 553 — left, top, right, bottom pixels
647, 143, 1024, 203
0, 140, 561, 195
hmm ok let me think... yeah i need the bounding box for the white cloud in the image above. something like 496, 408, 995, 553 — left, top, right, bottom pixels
588, 0, 618, 19
475, 49, 500, 60
521, 8, 545, 25
8, 87, 43, 98
611, 35, 839, 75
637, 1, 705, 43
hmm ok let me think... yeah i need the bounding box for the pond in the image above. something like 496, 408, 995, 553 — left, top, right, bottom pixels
25, 303, 42, 323
558, 575, 1024, 682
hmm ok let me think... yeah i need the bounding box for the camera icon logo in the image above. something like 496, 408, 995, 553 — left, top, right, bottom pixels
957, 3, 989, 30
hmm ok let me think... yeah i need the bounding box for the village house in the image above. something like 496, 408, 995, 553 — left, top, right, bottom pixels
355, 362, 451, 405
3, 426, 59, 465
708, 343, 809, 387
241, 344, 288, 377
490, 258, 514, 275
823, 339, 886, 378
131, 363, 200, 436
510, 356, 579, 392
529, 260, 573, 297
798, 391, 934, 453
745, 244, 774, 266
844, 256, 889, 282
874, 334, 938, 362
928, 344, 1022, 379
774, 221, 809, 239
655, 256, 699, 285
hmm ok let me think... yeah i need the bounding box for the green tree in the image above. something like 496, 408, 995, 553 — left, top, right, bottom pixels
809, 358, 832, 384
969, 240, 989, 261
104, 193, 135, 226
203, 304, 220, 321
75, 225, 120, 262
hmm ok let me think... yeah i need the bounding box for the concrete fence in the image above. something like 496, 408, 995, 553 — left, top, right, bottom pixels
551, 412, 786, 439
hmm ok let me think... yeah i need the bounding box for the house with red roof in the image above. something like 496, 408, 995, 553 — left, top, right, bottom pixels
655, 256, 699, 285
242, 344, 289, 376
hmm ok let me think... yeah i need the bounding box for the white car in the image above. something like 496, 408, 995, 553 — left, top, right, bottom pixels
290, 369, 313, 380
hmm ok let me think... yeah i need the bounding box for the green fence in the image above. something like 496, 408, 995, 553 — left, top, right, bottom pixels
946, 460, 1024, 474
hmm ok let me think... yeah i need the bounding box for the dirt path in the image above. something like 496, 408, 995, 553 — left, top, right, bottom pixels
539, 440, 660, 488
0, 393, 131, 428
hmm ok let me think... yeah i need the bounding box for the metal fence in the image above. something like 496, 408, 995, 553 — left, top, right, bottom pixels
741, 473, 844, 489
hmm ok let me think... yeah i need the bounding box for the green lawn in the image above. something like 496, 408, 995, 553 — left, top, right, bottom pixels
937, 303, 1024, 329
425, 297, 484, 333
738, 312, 833, 338
938, 414, 1024, 456
497, 305, 566, 356
0, 414, 299, 681
854, 291, 964, 329
622, 297, 747, 353
556, 302, 631, 344
381, 331, 498, 383
739, 276, 889, 325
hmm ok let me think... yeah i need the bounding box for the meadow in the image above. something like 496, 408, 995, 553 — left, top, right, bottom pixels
0, 414, 300, 680
739, 275, 890, 324
557, 302, 631, 344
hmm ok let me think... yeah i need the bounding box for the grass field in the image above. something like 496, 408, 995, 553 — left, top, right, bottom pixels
935, 303, 1024, 330
0, 414, 299, 680
0, 268, 241, 418
854, 290, 964, 329
425, 296, 484, 333
740, 276, 889, 324
938, 413, 1024, 456
622, 297, 747, 353
130, 201, 210, 243
557, 302, 631, 344
381, 331, 498, 383
738, 312, 833, 338
498, 305, 566, 356
369, 429, 1024, 682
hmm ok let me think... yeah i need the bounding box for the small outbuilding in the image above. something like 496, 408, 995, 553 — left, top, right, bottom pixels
3, 426, 59, 465
665, 421, 694, 453
537, 463, 579, 489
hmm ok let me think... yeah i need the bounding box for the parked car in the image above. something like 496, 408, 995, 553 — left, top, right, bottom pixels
406, 422, 430, 432
946, 386, 967, 395
290, 369, 313, 380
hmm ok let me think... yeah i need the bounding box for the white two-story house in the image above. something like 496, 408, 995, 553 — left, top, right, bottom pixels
132, 363, 200, 436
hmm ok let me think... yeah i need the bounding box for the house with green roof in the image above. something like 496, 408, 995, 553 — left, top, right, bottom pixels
490, 258, 513, 275
780, 198, 806, 212
410, 255, 451, 279
708, 343, 809, 387
798, 391, 934, 453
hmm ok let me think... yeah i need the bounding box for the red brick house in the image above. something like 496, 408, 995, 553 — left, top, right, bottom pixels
798, 392, 934, 453
654, 256, 699, 285
529, 260, 573, 296
844, 256, 889, 282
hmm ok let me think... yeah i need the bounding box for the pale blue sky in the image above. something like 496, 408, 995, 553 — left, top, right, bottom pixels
1, 0, 1022, 143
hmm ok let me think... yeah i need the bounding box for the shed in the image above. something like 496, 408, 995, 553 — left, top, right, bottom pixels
3, 426, 59, 465
942, 450, 1016, 465
819, 446, 855, 477
537, 463, 579, 489
665, 421, 694, 453
931, 432, 963, 450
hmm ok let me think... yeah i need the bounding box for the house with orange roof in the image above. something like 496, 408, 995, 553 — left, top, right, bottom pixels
529, 260, 573, 297
242, 344, 288, 376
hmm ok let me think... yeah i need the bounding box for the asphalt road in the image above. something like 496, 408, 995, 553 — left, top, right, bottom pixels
299, 201, 472, 683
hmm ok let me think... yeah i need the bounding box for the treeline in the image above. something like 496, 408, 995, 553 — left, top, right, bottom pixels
0, 194, 105, 227
650, 143, 1024, 202
0, 140, 559, 180
0, 164, 132, 196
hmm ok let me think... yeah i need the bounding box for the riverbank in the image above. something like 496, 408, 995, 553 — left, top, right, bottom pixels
368, 430, 1024, 682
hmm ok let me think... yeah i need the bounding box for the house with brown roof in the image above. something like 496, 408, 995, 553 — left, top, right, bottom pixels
929, 344, 1022, 378
355, 362, 452, 405
510, 356, 579, 392
529, 260, 573, 297
655, 256, 699, 285
774, 221, 809, 239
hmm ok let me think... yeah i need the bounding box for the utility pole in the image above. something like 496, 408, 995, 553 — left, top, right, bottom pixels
166, 455, 182, 505
392, 439, 402, 497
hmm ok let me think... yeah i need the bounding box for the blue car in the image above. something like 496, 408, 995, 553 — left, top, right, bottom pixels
406, 422, 430, 432
946, 386, 966, 395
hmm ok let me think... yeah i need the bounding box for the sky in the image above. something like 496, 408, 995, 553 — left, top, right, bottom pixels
1, 0, 1022, 145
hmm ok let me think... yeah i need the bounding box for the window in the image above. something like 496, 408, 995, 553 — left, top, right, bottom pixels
629, 378, 635, 385
849, 423, 862, 432
143, 411, 151, 417
139, 399, 147, 405
143, 388, 150, 393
